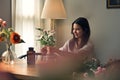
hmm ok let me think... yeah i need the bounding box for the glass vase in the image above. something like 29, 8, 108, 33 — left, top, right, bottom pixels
2, 44, 17, 64
42, 46, 56, 63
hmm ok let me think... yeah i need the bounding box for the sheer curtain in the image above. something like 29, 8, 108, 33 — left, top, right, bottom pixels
12, 0, 43, 57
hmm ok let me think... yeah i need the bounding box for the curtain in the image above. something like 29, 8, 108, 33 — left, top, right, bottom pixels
12, 0, 43, 57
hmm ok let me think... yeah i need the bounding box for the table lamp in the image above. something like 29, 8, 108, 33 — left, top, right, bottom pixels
41, 0, 67, 30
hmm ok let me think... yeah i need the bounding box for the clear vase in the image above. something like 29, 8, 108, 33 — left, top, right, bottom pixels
42, 46, 56, 63
2, 44, 17, 64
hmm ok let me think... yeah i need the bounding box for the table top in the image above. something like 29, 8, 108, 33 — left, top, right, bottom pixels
0, 59, 40, 78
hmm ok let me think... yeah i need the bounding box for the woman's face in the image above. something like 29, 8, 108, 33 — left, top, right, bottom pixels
72, 23, 83, 39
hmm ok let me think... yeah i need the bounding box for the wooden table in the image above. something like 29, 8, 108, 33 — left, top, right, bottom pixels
0, 59, 41, 80
0, 58, 73, 80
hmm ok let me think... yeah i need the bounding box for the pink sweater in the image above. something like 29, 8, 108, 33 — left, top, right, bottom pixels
59, 39, 94, 55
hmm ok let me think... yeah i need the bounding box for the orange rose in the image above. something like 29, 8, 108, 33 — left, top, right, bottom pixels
10, 32, 21, 44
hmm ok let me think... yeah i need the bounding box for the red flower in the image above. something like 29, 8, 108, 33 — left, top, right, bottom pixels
0, 18, 6, 27
10, 32, 21, 44
1, 21, 7, 27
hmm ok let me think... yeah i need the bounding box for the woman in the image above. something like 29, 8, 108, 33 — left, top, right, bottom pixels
40, 17, 94, 76
41, 17, 94, 58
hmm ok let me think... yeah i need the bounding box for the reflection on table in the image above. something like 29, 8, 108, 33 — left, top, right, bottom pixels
0, 59, 40, 80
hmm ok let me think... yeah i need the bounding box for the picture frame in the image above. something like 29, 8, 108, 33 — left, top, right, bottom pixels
107, 0, 120, 8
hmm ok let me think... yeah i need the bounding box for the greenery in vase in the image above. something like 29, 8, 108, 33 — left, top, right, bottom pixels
36, 28, 56, 46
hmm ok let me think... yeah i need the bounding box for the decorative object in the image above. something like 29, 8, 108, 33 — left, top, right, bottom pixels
72, 58, 106, 80
107, 0, 120, 8
41, 0, 67, 30
0, 18, 25, 64
36, 28, 56, 63
81, 58, 106, 80
27, 47, 36, 65
2, 44, 16, 64
36, 28, 55, 46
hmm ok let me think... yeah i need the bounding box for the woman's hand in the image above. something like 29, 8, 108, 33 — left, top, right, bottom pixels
40, 46, 47, 55
40, 46, 57, 55
46, 46, 55, 54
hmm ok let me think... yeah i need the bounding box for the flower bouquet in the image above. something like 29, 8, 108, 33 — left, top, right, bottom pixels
36, 28, 56, 63
36, 28, 56, 46
0, 18, 25, 64
82, 58, 106, 80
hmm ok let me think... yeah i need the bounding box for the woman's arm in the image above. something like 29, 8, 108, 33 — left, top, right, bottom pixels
46, 46, 72, 56
53, 40, 94, 57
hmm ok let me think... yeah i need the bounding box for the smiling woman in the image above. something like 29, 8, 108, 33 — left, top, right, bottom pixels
12, 0, 42, 57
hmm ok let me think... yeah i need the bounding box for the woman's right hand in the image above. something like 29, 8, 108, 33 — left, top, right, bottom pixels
40, 46, 47, 55
41, 46, 58, 55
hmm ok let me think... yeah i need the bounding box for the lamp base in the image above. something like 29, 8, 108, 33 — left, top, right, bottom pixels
49, 19, 55, 30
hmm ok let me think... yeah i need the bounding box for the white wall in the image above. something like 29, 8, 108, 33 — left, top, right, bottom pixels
56, 0, 120, 64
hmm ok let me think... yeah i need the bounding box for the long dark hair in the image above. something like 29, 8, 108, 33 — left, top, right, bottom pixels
71, 17, 90, 46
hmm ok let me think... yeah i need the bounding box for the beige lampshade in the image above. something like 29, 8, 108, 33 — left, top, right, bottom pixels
41, 0, 67, 19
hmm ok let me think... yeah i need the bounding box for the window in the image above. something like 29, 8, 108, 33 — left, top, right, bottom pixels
12, 0, 42, 57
